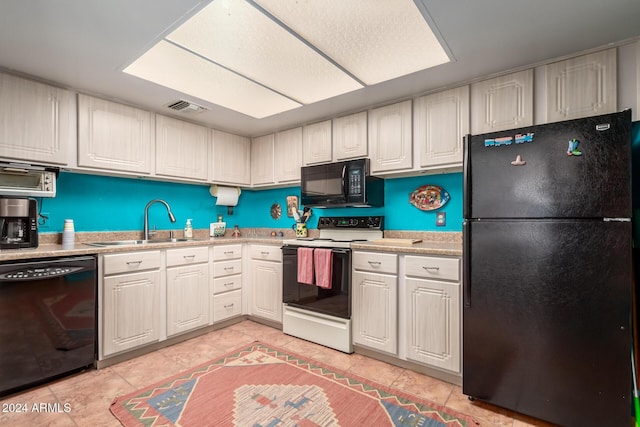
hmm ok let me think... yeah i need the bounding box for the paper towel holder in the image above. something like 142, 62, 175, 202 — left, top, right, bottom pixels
210, 185, 241, 214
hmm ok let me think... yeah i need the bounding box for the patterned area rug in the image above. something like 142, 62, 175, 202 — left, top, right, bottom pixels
110, 341, 478, 426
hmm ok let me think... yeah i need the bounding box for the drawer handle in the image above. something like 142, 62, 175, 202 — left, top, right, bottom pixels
261, 251, 270, 256
126, 260, 143, 266
224, 303, 234, 309
423, 266, 440, 271
224, 282, 235, 287
224, 266, 234, 271
224, 251, 234, 255
183, 255, 196, 259
367, 261, 381, 266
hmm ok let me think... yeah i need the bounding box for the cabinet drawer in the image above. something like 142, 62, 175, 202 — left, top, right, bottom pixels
103, 250, 161, 275
212, 289, 242, 322
213, 244, 242, 260
250, 244, 282, 262
405, 255, 460, 281
213, 259, 242, 278
166, 246, 209, 267
213, 274, 242, 294
353, 251, 397, 274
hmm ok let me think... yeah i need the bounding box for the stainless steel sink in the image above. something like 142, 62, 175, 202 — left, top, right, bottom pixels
85, 238, 203, 247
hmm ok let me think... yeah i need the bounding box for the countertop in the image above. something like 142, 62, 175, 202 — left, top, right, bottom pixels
0, 231, 462, 262
350, 240, 462, 256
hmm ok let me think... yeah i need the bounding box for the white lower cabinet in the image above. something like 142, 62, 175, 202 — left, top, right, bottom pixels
166, 246, 210, 337
101, 251, 162, 358
352, 250, 462, 375
248, 244, 282, 323
352, 251, 398, 354
404, 254, 461, 373
211, 244, 243, 323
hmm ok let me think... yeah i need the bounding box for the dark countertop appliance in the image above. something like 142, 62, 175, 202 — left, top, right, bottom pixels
0, 198, 38, 249
301, 158, 383, 207
463, 110, 632, 427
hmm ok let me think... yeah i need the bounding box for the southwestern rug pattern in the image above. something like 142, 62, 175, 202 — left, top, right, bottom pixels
110, 341, 478, 427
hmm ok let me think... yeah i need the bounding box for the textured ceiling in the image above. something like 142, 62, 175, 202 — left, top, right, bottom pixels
0, 0, 638, 137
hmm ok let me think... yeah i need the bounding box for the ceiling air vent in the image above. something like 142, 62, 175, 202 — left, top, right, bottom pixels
166, 100, 207, 113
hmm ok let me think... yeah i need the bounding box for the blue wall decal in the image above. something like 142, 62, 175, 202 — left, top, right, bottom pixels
38, 171, 463, 233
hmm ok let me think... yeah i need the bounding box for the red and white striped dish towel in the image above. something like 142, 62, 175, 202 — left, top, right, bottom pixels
313, 248, 333, 289
297, 247, 315, 285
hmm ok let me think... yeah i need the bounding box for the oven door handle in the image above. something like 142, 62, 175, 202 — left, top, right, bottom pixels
331, 248, 350, 254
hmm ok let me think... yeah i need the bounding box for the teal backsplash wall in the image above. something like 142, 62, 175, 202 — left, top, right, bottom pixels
39, 171, 463, 233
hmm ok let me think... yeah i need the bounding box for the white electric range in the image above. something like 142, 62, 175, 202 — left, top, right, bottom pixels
281, 216, 383, 353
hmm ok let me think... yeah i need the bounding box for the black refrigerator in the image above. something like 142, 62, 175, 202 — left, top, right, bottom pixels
463, 110, 633, 427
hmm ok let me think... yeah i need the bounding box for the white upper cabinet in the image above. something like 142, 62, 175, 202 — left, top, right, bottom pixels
413, 86, 469, 170
211, 129, 251, 186
302, 120, 332, 165
333, 111, 368, 161
368, 100, 412, 174
78, 94, 153, 174
471, 69, 533, 134
543, 48, 617, 123
274, 127, 302, 183
251, 134, 275, 186
0, 72, 74, 166
155, 114, 208, 182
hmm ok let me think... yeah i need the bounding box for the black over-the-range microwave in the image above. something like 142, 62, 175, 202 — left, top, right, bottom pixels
300, 158, 384, 207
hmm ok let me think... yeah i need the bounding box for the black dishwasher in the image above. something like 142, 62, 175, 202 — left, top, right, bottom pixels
0, 256, 97, 397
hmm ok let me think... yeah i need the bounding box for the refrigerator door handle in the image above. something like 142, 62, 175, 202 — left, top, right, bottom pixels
463, 134, 471, 219
463, 220, 471, 308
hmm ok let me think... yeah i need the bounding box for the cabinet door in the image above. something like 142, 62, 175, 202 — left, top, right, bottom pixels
78, 94, 152, 174
251, 134, 274, 185
302, 120, 332, 165
414, 86, 469, 169
0, 72, 73, 165
333, 111, 367, 161
274, 127, 302, 183
471, 69, 533, 134
250, 259, 282, 322
352, 271, 397, 354
155, 114, 208, 181
211, 129, 251, 185
166, 263, 210, 336
544, 49, 617, 123
405, 278, 460, 372
103, 270, 160, 356
368, 100, 412, 173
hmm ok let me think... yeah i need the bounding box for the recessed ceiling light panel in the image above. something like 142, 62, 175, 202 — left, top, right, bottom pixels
124, 40, 302, 119
166, 0, 363, 104
255, 0, 450, 85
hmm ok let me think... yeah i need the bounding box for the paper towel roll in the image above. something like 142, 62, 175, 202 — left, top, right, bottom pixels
211, 185, 240, 206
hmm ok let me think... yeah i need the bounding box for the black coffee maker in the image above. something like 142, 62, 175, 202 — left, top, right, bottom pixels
0, 198, 38, 249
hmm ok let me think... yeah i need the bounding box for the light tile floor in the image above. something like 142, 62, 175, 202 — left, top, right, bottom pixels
0, 320, 556, 426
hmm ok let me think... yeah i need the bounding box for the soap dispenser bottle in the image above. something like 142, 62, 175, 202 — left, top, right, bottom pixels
184, 219, 193, 238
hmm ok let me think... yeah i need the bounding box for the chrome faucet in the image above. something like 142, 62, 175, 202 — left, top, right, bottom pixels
144, 199, 176, 240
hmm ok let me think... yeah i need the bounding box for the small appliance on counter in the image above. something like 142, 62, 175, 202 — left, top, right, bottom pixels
0, 197, 38, 249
